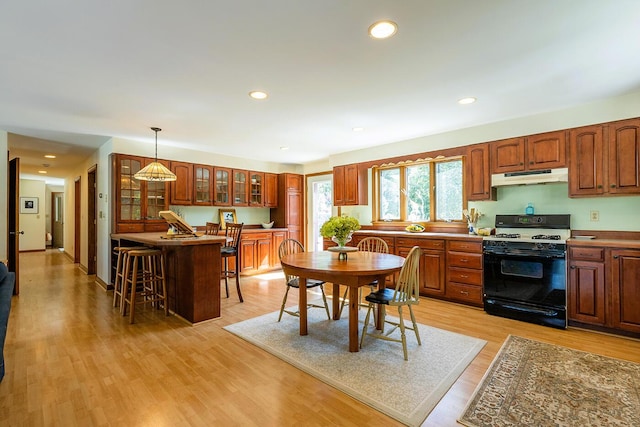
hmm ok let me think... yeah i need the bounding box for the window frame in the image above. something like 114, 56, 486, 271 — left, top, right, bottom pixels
372, 156, 467, 225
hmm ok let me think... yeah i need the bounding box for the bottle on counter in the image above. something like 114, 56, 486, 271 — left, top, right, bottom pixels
525, 203, 534, 215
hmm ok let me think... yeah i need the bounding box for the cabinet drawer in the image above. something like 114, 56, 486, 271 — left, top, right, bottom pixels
447, 251, 482, 269
447, 240, 482, 253
447, 267, 482, 285
396, 238, 444, 250
116, 223, 145, 233
242, 232, 271, 241
447, 282, 483, 305
569, 247, 604, 262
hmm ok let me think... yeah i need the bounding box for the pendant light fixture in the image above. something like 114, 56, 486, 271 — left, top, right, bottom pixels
133, 127, 177, 181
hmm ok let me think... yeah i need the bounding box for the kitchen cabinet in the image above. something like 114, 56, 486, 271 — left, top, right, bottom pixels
610, 248, 640, 333
333, 164, 368, 206
271, 173, 304, 244
170, 161, 193, 205
569, 125, 605, 197
214, 167, 231, 206
466, 143, 496, 201
232, 169, 249, 206
445, 240, 483, 306
568, 246, 606, 325
608, 118, 640, 195
491, 130, 566, 174
249, 172, 264, 206
194, 164, 213, 205
112, 154, 170, 233
239, 229, 289, 274
396, 237, 445, 297
264, 172, 278, 208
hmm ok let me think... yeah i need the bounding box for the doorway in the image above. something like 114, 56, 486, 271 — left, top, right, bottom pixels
87, 166, 97, 275
74, 177, 81, 263
306, 174, 333, 252
8, 157, 20, 294
51, 192, 64, 248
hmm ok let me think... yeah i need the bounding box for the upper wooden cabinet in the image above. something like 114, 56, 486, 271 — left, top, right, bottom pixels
271, 173, 304, 244
333, 164, 368, 206
491, 130, 566, 174
232, 169, 249, 206
466, 143, 496, 201
214, 167, 231, 206
170, 161, 193, 205
249, 172, 264, 206
112, 154, 170, 233
608, 118, 640, 195
569, 125, 605, 197
193, 164, 213, 205
264, 173, 278, 208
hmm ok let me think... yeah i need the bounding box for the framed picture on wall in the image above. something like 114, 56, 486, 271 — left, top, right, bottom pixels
20, 197, 39, 214
219, 209, 237, 230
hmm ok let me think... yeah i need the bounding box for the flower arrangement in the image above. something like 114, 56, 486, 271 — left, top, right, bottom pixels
320, 215, 361, 246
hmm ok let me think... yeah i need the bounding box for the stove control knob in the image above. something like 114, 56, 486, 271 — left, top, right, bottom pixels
548, 244, 556, 251
535, 243, 544, 250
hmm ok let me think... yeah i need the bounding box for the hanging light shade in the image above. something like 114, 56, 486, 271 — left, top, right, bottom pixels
134, 127, 177, 181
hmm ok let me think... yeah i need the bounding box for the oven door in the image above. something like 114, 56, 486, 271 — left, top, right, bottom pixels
483, 250, 567, 328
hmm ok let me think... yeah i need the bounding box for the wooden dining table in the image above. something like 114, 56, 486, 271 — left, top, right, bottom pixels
280, 250, 405, 352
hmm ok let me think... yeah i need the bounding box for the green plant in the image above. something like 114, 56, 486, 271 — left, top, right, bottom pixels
320, 215, 361, 241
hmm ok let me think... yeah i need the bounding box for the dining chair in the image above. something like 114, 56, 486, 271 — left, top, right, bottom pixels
339, 237, 389, 317
277, 239, 330, 322
360, 245, 422, 361
221, 222, 244, 302
205, 222, 220, 235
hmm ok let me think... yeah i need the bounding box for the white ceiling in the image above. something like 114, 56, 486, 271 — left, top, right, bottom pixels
3, 0, 640, 181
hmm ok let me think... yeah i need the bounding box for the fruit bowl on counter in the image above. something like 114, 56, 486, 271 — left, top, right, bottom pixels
261, 221, 274, 229
405, 224, 425, 233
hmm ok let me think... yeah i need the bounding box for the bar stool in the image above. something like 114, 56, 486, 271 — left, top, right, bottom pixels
121, 248, 169, 324
113, 246, 147, 311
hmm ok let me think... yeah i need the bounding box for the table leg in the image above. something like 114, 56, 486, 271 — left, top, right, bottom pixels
348, 285, 360, 352
299, 276, 308, 336
332, 283, 341, 320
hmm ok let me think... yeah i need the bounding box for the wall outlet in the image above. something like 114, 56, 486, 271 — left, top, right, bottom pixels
590, 210, 600, 221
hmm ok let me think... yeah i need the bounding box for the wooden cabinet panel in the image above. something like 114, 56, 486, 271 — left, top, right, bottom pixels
333, 164, 367, 206
526, 130, 566, 170
608, 118, 640, 194
569, 125, 605, 197
397, 242, 445, 297
240, 238, 257, 273
446, 282, 483, 305
271, 173, 304, 246
447, 252, 482, 269
491, 137, 525, 174
610, 249, 640, 333
466, 144, 496, 201
170, 161, 193, 205
250, 172, 264, 207
396, 237, 444, 250
193, 164, 213, 205
568, 260, 606, 325
445, 239, 483, 306
232, 169, 249, 206
214, 167, 231, 206
264, 173, 278, 207
569, 246, 604, 262
270, 231, 287, 267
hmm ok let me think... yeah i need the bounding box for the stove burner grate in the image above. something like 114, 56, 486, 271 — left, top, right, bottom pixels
495, 233, 521, 238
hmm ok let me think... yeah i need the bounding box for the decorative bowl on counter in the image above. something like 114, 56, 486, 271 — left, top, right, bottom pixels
261, 221, 275, 229
405, 224, 425, 233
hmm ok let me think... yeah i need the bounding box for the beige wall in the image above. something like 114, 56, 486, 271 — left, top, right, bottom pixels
18, 179, 47, 251
0, 131, 7, 260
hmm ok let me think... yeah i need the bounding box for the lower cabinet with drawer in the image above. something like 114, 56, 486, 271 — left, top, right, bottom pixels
568, 246, 606, 326
445, 240, 483, 306
396, 237, 445, 297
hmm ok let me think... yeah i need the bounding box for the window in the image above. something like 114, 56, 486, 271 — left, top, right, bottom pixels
374, 157, 464, 223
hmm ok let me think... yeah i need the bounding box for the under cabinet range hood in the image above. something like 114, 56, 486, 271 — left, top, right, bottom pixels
491, 168, 568, 187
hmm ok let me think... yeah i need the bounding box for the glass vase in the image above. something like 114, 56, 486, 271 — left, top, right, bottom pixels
331, 233, 353, 248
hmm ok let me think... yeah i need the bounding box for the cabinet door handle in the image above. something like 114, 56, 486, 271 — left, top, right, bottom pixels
570, 265, 576, 269
460, 258, 468, 263
460, 290, 469, 296
460, 274, 469, 279
610, 184, 616, 188
613, 255, 619, 259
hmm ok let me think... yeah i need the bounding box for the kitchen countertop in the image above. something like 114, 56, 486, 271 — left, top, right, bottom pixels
567, 238, 640, 249
111, 232, 227, 246
353, 229, 484, 241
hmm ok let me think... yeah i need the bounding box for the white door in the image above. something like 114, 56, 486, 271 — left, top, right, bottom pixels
306, 174, 334, 252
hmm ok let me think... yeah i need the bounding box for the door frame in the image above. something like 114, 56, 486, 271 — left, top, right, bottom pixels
87, 165, 97, 275
305, 172, 334, 252
74, 177, 81, 263
8, 157, 20, 294
50, 191, 64, 248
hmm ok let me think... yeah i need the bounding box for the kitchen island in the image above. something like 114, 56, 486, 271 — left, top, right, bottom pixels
110, 232, 228, 324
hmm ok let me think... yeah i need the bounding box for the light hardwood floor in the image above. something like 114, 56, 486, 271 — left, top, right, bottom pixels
2, 250, 639, 426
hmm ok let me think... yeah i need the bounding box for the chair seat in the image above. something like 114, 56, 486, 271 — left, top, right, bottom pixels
221, 246, 237, 255
364, 288, 408, 305
287, 278, 325, 289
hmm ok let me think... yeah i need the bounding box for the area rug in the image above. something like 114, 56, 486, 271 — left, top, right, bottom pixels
458, 335, 640, 427
224, 307, 486, 426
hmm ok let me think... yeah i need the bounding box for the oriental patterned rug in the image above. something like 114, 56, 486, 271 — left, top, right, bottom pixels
224, 307, 486, 426
459, 335, 640, 427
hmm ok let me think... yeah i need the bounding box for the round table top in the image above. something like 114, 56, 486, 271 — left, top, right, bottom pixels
281, 250, 405, 276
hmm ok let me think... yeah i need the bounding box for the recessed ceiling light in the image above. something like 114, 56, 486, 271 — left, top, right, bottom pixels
38, 170, 47, 174
44, 154, 56, 159
458, 97, 477, 105
352, 127, 364, 132
280, 146, 289, 151
368, 20, 398, 39
249, 91, 268, 100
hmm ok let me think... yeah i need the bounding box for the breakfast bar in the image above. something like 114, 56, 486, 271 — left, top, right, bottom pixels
110, 232, 228, 324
